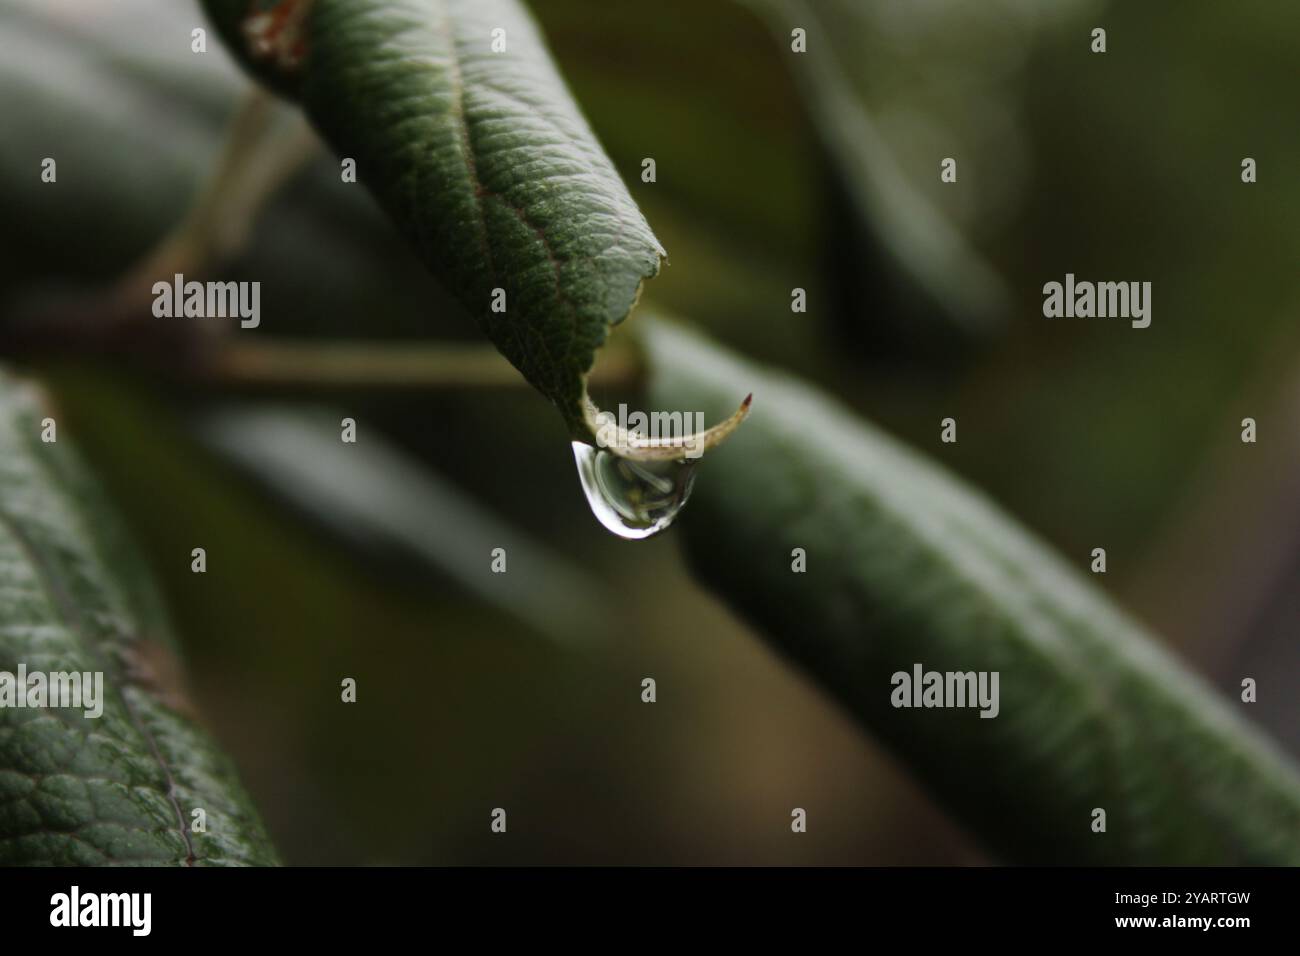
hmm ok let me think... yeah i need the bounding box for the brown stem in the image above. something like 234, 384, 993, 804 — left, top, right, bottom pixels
201, 337, 644, 391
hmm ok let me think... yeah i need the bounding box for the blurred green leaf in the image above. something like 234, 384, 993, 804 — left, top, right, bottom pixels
0, 0, 447, 343
203, 0, 664, 437
747, 0, 1011, 343
199, 405, 609, 646
0, 370, 276, 865
645, 317, 1300, 865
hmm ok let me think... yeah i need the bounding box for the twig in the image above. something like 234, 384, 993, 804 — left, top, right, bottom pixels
201, 337, 644, 390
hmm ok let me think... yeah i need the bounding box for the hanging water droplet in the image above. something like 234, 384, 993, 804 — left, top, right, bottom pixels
572, 442, 697, 540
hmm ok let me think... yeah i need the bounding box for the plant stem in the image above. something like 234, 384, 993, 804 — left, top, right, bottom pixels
204, 337, 644, 390
106, 88, 319, 320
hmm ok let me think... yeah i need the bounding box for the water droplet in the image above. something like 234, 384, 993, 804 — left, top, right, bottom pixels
572, 442, 697, 540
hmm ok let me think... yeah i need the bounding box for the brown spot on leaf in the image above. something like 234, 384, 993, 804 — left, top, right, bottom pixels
124, 638, 199, 721
242, 0, 315, 71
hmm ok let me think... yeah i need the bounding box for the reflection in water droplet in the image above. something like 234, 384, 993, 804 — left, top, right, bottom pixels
572, 442, 697, 540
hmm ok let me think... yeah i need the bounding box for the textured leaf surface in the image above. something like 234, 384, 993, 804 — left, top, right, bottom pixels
645, 318, 1300, 865
203, 0, 664, 436
0, 372, 277, 865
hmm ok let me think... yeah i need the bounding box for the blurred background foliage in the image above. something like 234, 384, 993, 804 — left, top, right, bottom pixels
1, 0, 1297, 863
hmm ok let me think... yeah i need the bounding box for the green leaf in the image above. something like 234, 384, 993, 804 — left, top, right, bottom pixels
644, 317, 1300, 865
744, 0, 1011, 341
202, 0, 665, 438
0, 371, 277, 865
198, 404, 612, 646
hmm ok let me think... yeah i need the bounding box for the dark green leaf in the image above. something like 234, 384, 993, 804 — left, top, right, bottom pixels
645, 317, 1300, 865
0, 371, 277, 865
202, 0, 665, 437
